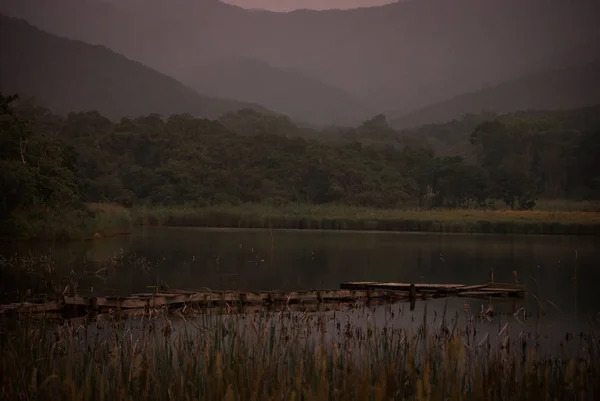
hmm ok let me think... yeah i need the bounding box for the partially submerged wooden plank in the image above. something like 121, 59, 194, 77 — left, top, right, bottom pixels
0, 300, 63, 314
341, 282, 467, 291
450, 284, 489, 292
341, 281, 525, 298
458, 291, 507, 298
484, 282, 526, 290
0, 281, 524, 316
96, 296, 148, 309
64, 296, 89, 306
481, 287, 523, 294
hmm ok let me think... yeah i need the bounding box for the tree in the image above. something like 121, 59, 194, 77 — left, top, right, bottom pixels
0, 93, 81, 235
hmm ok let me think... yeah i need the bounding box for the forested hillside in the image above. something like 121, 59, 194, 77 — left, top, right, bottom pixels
0, 15, 271, 121
2, 92, 599, 238
396, 105, 600, 158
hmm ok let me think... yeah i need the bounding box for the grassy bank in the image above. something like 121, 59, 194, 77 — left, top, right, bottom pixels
0, 203, 132, 242
1, 309, 598, 401
7, 201, 600, 241
132, 204, 600, 235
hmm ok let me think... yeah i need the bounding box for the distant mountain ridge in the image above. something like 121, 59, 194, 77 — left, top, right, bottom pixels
188, 57, 372, 125
0, 15, 272, 120
390, 59, 600, 128
1, 0, 599, 125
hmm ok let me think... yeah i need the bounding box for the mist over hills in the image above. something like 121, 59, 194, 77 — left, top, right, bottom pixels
1, 0, 599, 125
0, 15, 271, 120
188, 57, 372, 125
391, 58, 600, 128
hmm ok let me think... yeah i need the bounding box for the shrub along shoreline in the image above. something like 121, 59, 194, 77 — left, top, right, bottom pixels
132, 204, 600, 236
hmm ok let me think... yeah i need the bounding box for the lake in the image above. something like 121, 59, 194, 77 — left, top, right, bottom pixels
3, 227, 598, 401
2, 227, 599, 329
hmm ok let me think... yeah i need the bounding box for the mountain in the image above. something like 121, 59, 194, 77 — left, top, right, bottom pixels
221, 0, 398, 12
390, 59, 600, 128
1, 0, 599, 124
0, 14, 271, 120
187, 57, 372, 125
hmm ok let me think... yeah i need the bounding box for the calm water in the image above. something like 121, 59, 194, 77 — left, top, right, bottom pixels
2, 227, 599, 331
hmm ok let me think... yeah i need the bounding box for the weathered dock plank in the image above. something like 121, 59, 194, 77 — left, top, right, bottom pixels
0, 300, 63, 314
1, 280, 524, 317
340, 282, 467, 291
340, 281, 525, 298
0, 289, 405, 316
484, 282, 526, 291
458, 291, 507, 298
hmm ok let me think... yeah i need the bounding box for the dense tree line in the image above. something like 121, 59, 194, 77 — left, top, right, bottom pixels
1, 93, 599, 236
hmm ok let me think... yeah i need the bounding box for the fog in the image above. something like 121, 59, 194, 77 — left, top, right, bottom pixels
1, 0, 599, 125
222, 0, 399, 12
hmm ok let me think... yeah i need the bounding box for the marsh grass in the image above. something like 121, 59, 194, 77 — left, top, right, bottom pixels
132, 203, 600, 235
81, 203, 132, 239
1, 203, 132, 242
523, 199, 600, 213
0, 249, 154, 304
1, 304, 599, 401
0, 253, 64, 304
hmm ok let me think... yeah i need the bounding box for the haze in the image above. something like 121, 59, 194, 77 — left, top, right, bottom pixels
222, 0, 398, 11
2, 3, 600, 396
1, 0, 599, 126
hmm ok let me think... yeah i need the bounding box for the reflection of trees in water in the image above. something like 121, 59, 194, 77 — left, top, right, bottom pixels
0, 254, 64, 303
3, 229, 598, 321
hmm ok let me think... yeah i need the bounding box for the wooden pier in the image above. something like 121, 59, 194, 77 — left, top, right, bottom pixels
0, 279, 525, 318
0, 289, 403, 317
340, 281, 525, 299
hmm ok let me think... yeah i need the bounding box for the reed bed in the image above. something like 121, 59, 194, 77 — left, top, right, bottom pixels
0, 253, 64, 304
82, 203, 132, 239
1, 304, 598, 401
132, 204, 600, 235
0, 249, 157, 305
521, 199, 600, 213
1, 203, 132, 242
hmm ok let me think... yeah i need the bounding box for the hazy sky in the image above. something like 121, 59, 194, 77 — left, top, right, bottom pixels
221, 0, 398, 12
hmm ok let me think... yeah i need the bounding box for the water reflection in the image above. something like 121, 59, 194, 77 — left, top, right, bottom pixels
21, 298, 597, 360
1, 227, 599, 326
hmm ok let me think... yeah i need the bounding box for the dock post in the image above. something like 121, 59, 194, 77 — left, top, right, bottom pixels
489, 268, 494, 283
512, 271, 519, 285
409, 283, 416, 311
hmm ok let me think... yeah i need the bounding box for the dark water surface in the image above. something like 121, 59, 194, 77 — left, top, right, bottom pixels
2, 227, 599, 330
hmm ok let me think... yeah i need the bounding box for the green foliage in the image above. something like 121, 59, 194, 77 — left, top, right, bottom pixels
0, 94, 132, 240
431, 156, 488, 209
468, 114, 600, 208
2, 91, 600, 239
0, 94, 78, 234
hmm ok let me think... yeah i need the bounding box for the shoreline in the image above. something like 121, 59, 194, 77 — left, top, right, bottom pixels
131, 220, 600, 236
131, 205, 600, 236
4, 204, 600, 243
132, 225, 591, 239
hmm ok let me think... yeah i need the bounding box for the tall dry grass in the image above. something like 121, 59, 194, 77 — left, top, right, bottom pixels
1, 305, 598, 401
132, 203, 600, 235
1, 203, 132, 242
